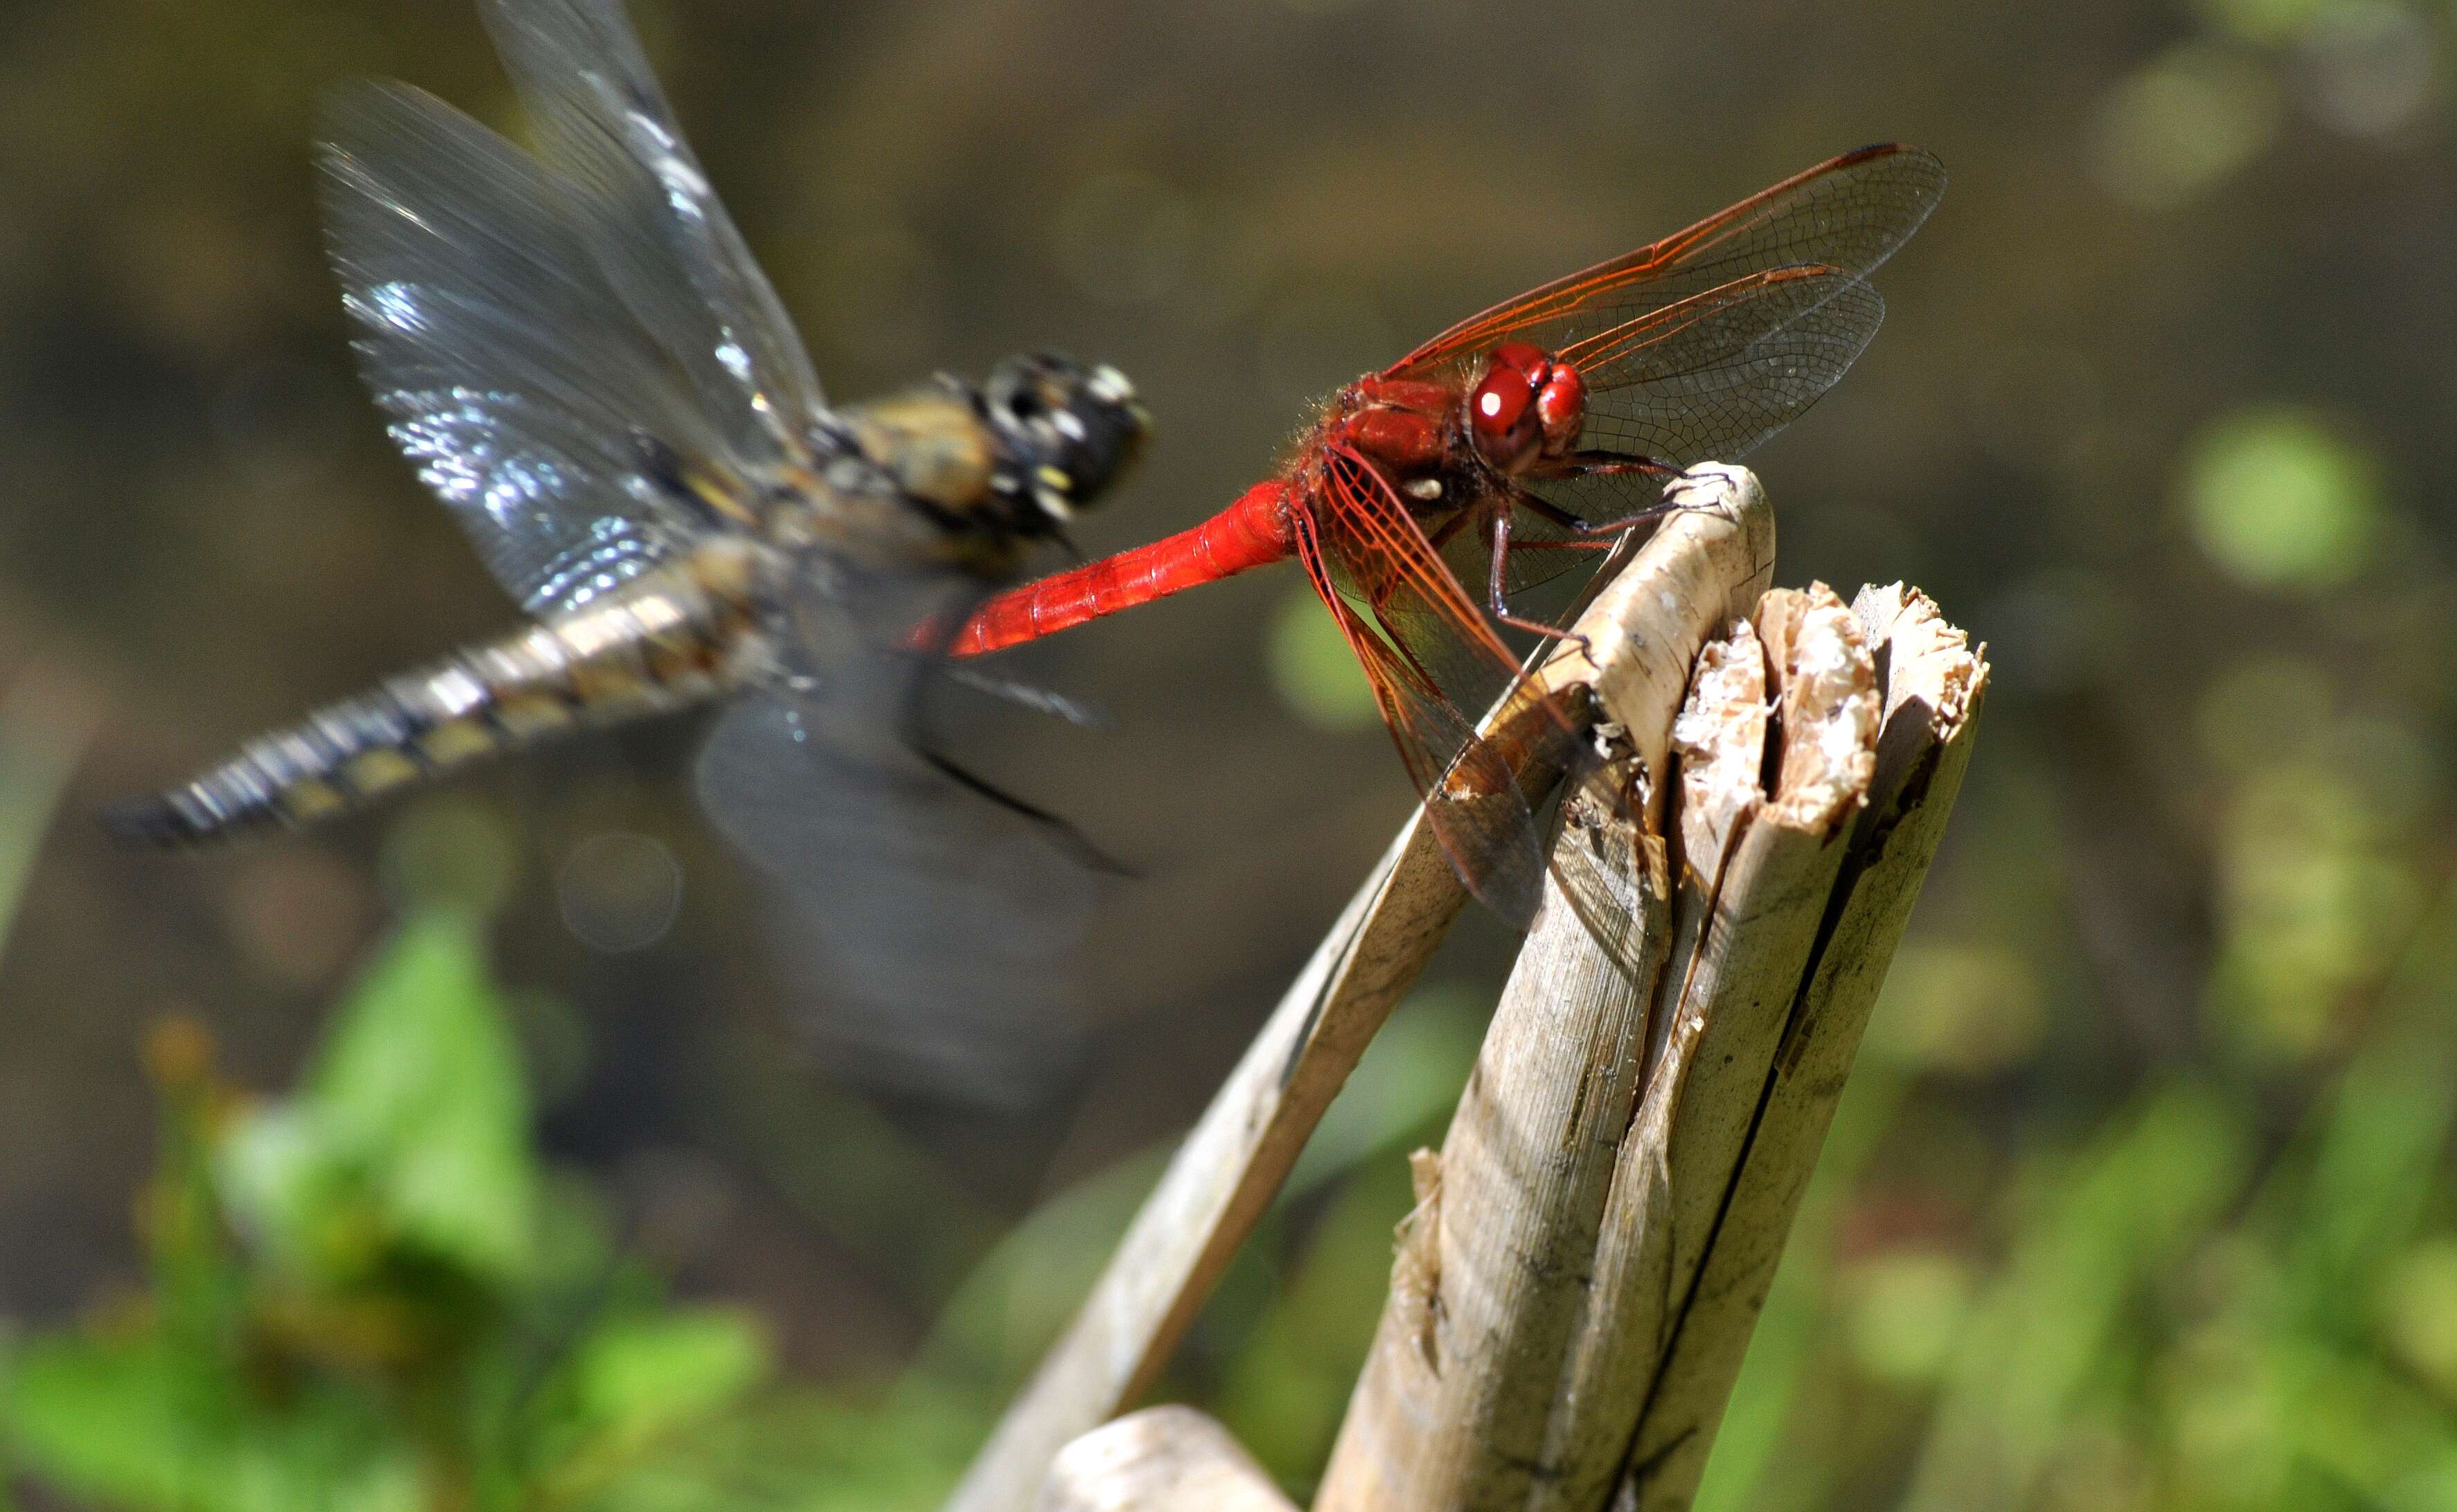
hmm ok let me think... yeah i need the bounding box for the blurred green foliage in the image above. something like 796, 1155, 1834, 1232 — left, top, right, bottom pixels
0, 916, 789, 1510
0, 883, 1489, 1509
1266, 581, 1382, 733
1686, 873, 2457, 1512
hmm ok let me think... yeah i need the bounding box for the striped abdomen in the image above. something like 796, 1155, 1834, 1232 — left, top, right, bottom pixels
105, 545, 769, 845
949, 480, 1295, 656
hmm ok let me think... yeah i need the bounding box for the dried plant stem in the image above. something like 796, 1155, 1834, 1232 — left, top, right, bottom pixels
1312, 579, 1879, 1511
947, 467, 1778, 1512
1314, 576, 1983, 1512
1614, 584, 1985, 1512
948, 813, 1463, 1512
1037, 1407, 1298, 1512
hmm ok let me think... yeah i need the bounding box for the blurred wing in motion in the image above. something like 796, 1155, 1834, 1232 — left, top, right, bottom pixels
321, 82, 729, 613
477, 0, 826, 465
695, 694, 1104, 1107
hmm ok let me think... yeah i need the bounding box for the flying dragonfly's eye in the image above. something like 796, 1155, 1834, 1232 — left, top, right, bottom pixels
985, 353, 1148, 527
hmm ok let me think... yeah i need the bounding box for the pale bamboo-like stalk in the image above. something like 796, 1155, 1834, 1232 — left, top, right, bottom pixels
1037, 1407, 1298, 1512
1614, 583, 1985, 1512
1312, 579, 1888, 1511
1539, 586, 1883, 1512
947, 467, 1777, 1512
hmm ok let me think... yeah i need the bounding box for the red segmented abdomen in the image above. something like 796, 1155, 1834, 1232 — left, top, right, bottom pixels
951, 480, 1298, 656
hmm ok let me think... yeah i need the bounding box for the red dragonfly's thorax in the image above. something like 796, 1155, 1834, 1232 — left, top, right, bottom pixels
1325, 346, 1589, 512
1320, 374, 1470, 516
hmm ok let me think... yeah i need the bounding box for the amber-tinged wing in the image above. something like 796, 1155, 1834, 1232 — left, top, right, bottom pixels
1391, 145, 1938, 542
1300, 447, 1565, 924
477, 0, 826, 465
1429, 269, 1889, 605
1387, 144, 1941, 381
322, 82, 728, 613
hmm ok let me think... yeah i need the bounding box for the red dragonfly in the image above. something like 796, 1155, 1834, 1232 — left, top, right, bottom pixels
953, 145, 1945, 923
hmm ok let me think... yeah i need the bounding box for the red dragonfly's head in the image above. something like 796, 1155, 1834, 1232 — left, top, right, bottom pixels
1467, 341, 1584, 475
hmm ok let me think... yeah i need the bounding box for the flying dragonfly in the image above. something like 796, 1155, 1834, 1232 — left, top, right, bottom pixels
106, 0, 1147, 1083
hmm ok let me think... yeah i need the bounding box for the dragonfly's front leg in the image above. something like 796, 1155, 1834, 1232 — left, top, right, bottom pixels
1513, 456, 1691, 538
1486, 512, 1596, 664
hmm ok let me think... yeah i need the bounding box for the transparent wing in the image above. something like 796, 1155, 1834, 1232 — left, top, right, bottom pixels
1504, 277, 1890, 593
696, 694, 1105, 1106
1386, 144, 1942, 381
1555, 268, 1884, 469
1302, 449, 1561, 925
697, 561, 1106, 1104
321, 81, 724, 613
477, 0, 825, 463
1379, 147, 1937, 611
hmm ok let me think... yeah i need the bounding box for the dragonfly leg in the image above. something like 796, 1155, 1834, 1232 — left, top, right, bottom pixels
913, 744, 1132, 876
903, 611, 1134, 876
1514, 481, 1687, 538
937, 664, 1112, 729
1487, 512, 1596, 663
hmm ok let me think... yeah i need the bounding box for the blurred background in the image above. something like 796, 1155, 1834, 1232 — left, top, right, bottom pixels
3, 0, 2455, 1505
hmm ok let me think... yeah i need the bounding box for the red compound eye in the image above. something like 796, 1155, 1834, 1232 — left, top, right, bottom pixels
1469, 342, 1549, 464
1534, 361, 1585, 457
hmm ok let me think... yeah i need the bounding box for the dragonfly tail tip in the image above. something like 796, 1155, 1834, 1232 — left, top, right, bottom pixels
98, 794, 199, 849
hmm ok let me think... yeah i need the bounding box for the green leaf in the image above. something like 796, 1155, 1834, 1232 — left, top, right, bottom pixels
573, 1310, 771, 1441
221, 913, 538, 1285
1, 1334, 218, 1509
2289, 1025, 2457, 1329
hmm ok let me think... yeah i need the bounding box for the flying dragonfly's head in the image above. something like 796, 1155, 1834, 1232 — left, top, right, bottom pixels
985, 354, 1149, 530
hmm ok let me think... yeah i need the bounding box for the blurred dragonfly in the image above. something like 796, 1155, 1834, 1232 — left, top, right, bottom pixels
106, 0, 1147, 1095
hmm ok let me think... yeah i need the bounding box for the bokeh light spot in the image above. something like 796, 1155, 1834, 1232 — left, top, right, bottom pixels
2182, 404, 2382, 590
557, 831, 684, 954
1873, 942, 2046, 1075
1267, 584, 1381, 731
2092, 45, 2281, 208
2298, 1, 2438, 138
2197, 0, 2332, 44
2207, 766, 2423, 1060
1845, 1250, 1974, 1384
2194, 655, 2333, 773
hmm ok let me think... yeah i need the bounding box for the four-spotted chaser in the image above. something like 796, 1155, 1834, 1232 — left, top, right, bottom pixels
106, 0, 1147, 1088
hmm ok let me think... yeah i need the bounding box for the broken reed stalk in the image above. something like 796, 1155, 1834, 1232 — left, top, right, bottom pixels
1039, 1406, 1299, 1512
1616, 582, 1986, 1511
1315, 576, 1985, 1512
945, 467, 1778, 1512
